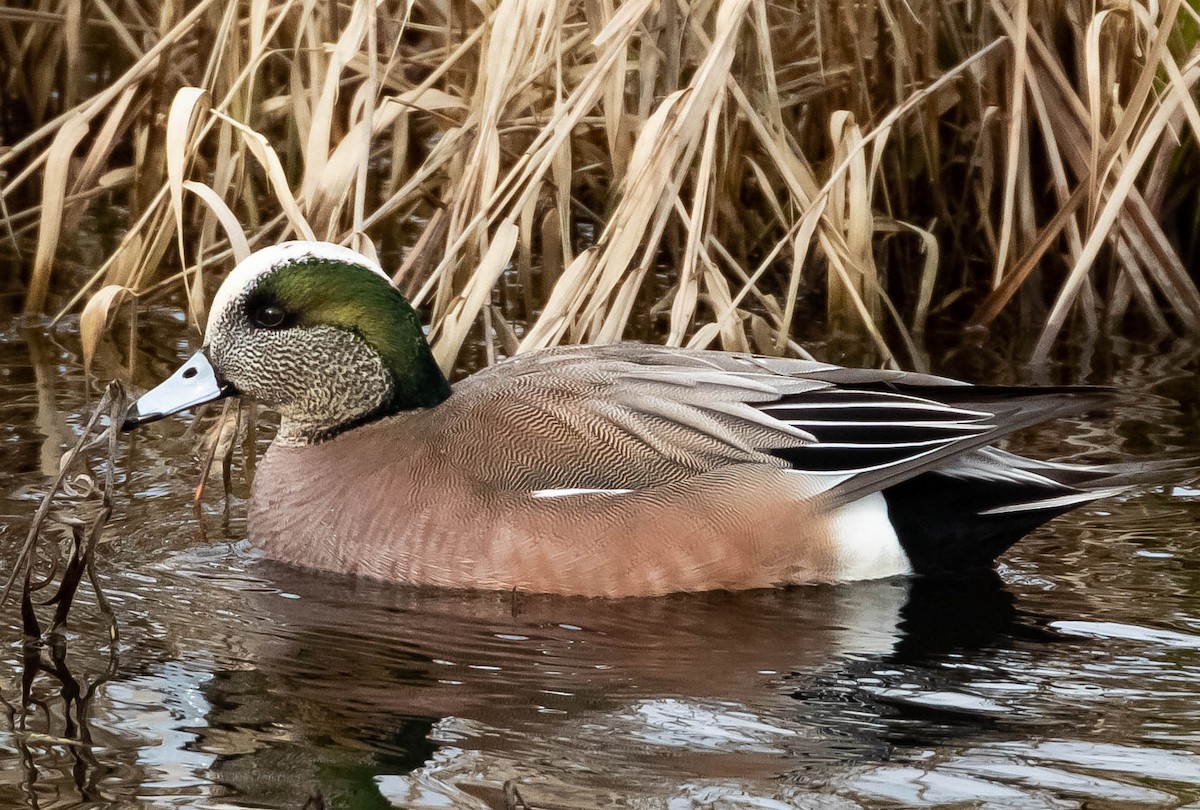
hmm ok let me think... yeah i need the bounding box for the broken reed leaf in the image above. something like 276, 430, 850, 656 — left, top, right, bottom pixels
183, 180, 251, 262
8, 382, 128, 647
193, 398, 242, 544
21, 573, 41, 640
166, 86, 212, 331
211, 109, 316, 242
47, 525, 88, 632
80, 284, 134, 374
24, 112, 88, 316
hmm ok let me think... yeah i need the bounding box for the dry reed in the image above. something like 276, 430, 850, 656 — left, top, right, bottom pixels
4, 0, 1200, 370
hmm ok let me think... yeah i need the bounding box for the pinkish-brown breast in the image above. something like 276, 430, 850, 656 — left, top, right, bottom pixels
246, 413, 852, 596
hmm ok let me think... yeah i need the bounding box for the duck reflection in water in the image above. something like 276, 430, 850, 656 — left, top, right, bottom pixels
180, 567, 1040, 808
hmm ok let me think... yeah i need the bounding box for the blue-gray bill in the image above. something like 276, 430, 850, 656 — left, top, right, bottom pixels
121, 350, 234, 431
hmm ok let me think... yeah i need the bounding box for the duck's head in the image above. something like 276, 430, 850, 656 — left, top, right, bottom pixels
123, 241, 450, 445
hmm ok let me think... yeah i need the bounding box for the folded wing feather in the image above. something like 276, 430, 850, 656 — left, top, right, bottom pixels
449, 345, 1112, 504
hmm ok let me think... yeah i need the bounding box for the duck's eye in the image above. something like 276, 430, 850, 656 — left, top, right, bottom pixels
250, 303, 289, 329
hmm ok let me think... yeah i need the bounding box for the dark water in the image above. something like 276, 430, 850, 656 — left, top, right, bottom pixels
4, 300, 1200, 808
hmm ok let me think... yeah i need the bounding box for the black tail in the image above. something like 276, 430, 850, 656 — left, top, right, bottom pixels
882, 453, 1191, 575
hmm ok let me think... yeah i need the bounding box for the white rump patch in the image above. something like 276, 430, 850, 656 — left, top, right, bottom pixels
829, 492, 912, 580
531, 488, 635, 499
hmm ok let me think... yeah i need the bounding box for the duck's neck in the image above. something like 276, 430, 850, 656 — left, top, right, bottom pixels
361, 283, 453, 423
262, 265, 453, 446
276, 347, 452, 448
381, 342, 452, 414
276, 367, 451, 448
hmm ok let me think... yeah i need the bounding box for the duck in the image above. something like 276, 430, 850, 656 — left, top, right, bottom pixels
123, 241, 1173, 597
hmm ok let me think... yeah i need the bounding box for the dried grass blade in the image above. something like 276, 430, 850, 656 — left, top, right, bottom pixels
1032, 79, 1187, 361
72, 86, 138, 197
433, 222, 519, 370
24, 113, 88, 316
702, 258, 751, 353
90, 0, 144, 59
903, 222, 939, 336
993, 0, 1029, 285
968, 182, 1089, 327
669, 102, 722, 346
80, 285, 133, 373
302, 0, 368, 206
314, 115, 371, 237
166, 87, 211, 330
776, 199, 825, 351
183, 181, 251, 262
215, 111, 316, 241
1083, 8, 1112, 214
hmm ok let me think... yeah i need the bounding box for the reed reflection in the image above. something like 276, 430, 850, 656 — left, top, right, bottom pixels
188, 568, 1034, 806
2, 628, 120, 809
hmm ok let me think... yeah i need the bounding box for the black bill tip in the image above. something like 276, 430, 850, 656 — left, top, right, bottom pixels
121, 350, 233, 432
121, 402, 161, 432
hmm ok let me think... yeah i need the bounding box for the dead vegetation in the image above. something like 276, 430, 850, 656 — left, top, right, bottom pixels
2, 382, 126, 641
3, 0, 1200, 371
0, 380, 125, 791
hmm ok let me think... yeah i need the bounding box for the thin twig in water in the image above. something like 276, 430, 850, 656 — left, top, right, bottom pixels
2, 382, 126, 607
193, 397, 238, 542
4, 381, 128, 766
504, 781, 533, 810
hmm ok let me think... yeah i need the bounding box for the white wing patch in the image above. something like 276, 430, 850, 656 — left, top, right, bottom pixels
531, 488, 636, 499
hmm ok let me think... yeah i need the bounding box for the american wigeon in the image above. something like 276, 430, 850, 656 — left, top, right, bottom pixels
123, 241, 1172, 596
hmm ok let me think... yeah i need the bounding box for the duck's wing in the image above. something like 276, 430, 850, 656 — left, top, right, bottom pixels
447, 344, 1113, 502
764, 379, 1114, 507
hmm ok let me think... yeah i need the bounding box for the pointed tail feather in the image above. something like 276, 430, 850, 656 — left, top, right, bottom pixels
882, 454, 1197, 575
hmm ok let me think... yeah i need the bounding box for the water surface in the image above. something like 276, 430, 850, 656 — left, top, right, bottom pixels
3, 299, 1200, 808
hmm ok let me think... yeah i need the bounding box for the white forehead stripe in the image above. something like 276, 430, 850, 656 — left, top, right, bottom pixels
205, 241, 390, 343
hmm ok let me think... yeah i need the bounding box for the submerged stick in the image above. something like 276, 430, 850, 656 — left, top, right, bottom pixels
4, 382, 129, 645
